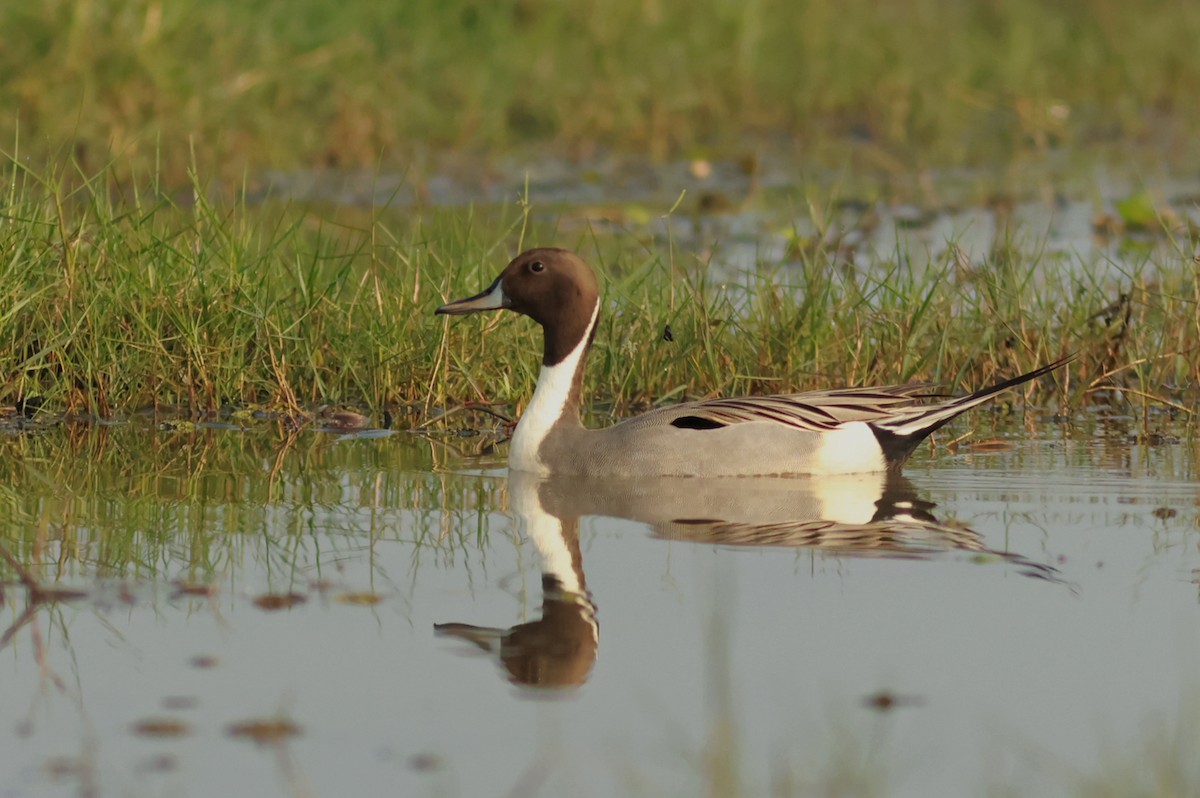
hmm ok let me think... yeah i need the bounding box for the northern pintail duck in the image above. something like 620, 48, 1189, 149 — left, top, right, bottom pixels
435, 248, 1071, 477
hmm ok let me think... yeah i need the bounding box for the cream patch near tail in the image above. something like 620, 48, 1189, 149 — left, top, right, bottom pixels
815, 422, 888, 475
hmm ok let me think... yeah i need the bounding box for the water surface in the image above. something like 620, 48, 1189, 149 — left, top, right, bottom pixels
1, 421, 1197, 797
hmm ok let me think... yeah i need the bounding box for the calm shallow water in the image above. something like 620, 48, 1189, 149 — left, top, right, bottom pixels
1, 420, 1198, 797
255, 153, 1200, 288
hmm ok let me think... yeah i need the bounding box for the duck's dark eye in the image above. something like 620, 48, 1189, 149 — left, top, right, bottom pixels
529, 260, 544, 273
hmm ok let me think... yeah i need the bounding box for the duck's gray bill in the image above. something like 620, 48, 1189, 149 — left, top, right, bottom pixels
435, 278, 508, 315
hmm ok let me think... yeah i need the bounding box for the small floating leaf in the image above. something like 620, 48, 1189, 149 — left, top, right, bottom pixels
1115, 191, 1157, 230
32, 586, 89, 602
624, 204, 653, 225
228, 718, 302, 744
132, 718, 191, 738
862, 690, 924, 712
189, 655, 219, 669
334, 592, 385, 606
174, 581, 217, 597
252, 592, 307, 610
969, 439, 1012, 452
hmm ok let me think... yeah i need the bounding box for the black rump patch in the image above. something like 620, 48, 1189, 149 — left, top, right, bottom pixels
870, 425, 923, 469
671, 416, 726, 430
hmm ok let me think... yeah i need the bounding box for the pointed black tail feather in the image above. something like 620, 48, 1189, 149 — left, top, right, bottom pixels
871, 354, 1075, 467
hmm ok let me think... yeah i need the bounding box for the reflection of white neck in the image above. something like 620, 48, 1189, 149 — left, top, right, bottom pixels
524, 509, 583, 595
508, 302, 599, 475
508, 472, 585, 596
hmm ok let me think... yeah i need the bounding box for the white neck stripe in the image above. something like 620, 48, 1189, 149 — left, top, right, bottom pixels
508, 301, 599, 474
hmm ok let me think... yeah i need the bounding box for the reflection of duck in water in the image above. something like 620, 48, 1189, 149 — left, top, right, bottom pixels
435, 471, 599, 691
536, 470, 1059, 577
436, 471, 1061, 691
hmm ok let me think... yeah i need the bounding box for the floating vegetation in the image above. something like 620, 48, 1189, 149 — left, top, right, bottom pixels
334, 592, 386, 606
252, 593, 308, 611
131, 718, 192, 738
227, 718, 303, 745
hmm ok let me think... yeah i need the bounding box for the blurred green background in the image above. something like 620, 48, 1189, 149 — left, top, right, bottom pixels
1, 0, 1195, 417
4, 0, 1198, 181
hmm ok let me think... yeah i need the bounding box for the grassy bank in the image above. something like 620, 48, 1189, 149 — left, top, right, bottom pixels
3, 0, 1200, 183
1, 161, 1196, 425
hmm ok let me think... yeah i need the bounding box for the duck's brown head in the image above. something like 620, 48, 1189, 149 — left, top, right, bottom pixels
436, 248, 601, 365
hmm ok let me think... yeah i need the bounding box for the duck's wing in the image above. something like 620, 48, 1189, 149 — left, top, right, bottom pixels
629, 355, 1075, 436
632, 384, 944, 433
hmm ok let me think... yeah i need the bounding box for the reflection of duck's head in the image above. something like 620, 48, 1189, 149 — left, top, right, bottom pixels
435, 572, 597, 689
435, 471, 598, 691
437, 467, 1063, 689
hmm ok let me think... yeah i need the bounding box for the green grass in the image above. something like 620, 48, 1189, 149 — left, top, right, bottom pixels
3, 0, 1200, 183
2, 0, 1198, 425
0, 423, 497, 580
0, 158, 1197, 424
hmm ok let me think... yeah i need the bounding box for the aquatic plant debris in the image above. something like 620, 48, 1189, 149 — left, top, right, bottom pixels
131, 718, 191, 738
334, 592, 386, 606
227, 718, 303, 745
252, 593, 308, 611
